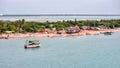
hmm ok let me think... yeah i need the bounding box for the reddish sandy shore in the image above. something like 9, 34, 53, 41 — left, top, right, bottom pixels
0, 28, 120, 38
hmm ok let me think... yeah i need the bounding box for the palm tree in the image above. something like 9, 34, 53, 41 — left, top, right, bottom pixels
0, 20, 4, 27
17, 19, 25, 33
20, 19, 25, 32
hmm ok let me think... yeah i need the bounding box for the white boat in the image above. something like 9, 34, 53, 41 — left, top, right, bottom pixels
24, 40, 40, 48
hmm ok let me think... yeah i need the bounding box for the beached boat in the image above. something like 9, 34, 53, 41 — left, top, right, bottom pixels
104, 32, 113, 35
0, 37, 5, 39
0, 37, 9, 39
24, 40, 40, 48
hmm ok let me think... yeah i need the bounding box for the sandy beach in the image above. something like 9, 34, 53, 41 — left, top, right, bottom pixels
0, 28, 120, 38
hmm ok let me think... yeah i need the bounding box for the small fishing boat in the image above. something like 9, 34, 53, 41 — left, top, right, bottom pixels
0, 37, 9, 39
24, 40, 40, 48
104, 32, 113, 35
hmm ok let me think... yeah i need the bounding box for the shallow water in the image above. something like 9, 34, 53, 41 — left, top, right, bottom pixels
0, 15, 120, 22
0, 32, 120, 68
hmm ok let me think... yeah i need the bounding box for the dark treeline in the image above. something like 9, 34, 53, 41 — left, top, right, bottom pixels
0, 19, 120, 33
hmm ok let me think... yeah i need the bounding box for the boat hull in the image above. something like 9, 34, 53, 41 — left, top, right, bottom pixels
24, 45, 40, 48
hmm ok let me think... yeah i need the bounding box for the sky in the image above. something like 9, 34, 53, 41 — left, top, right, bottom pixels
0, 0, 120, 15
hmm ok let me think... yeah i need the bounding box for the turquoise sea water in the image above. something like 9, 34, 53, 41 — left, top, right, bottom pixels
0, 32, 120, 68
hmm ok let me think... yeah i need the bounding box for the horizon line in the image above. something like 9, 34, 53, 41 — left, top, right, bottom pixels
1, 14, 120, 16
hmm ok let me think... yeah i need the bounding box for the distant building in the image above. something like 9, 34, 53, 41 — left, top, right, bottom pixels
98, 25, 108, 29
5, 31, 15, 34
82, 26, 101, 30
57, 30, 62, 34
65, 26, 80, 34
82, 26, 90, 30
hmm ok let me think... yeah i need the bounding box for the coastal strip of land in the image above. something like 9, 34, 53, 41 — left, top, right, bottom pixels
0, 19, 120, 38
0, 28, 120, 38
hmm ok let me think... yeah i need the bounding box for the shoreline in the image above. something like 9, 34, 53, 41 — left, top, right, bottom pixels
1, 28, 120, 38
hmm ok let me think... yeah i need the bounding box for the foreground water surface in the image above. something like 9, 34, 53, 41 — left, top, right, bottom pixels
0, 32, 120, 68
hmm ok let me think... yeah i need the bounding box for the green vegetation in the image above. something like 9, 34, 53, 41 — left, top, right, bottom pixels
0, 19, 120, 33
